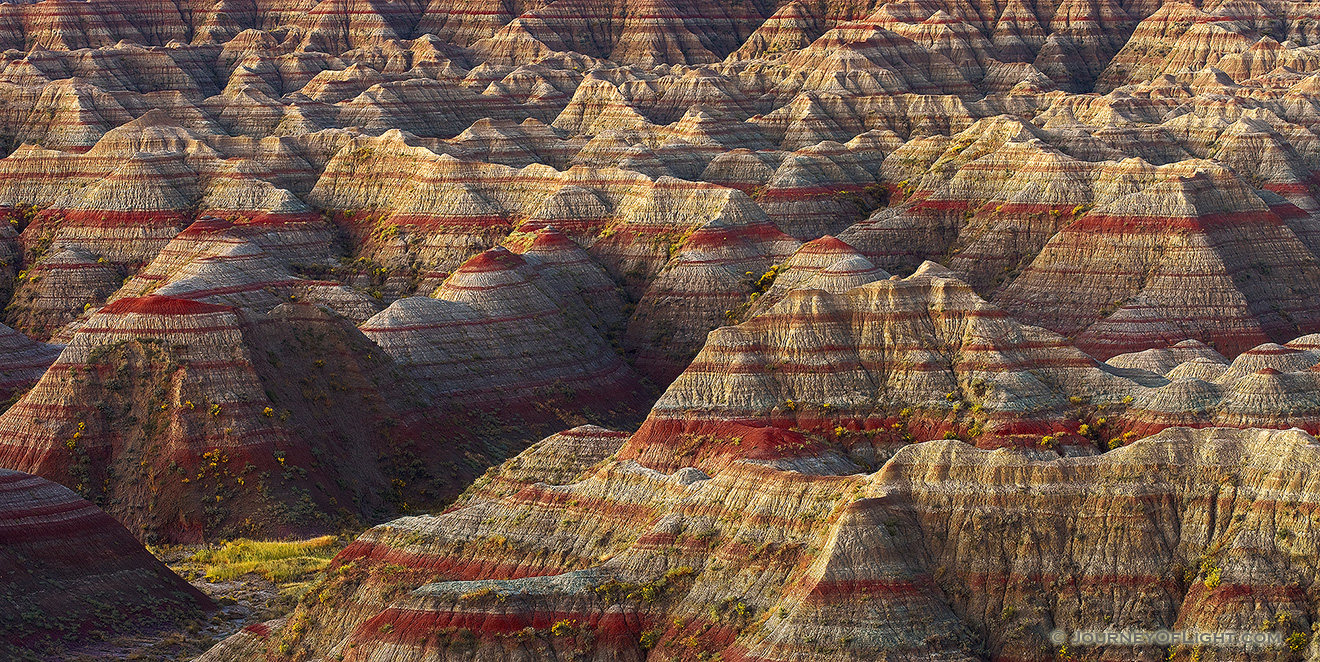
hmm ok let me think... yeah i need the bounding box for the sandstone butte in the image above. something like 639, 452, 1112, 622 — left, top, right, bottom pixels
3, 0, 1320, 659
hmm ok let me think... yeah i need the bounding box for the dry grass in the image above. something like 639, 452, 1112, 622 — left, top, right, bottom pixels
189, 536, 341, 583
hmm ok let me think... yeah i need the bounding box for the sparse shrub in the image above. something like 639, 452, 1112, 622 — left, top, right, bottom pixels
459, 587, 497, 601
1287, 632, 1308, 651
665, 566, 694, 580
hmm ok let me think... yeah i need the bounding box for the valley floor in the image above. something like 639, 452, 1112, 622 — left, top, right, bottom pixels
50, 536, 354, 662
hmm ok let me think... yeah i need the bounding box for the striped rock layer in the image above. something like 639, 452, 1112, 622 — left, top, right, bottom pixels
1, 0, 1320, 387
359, 240, 652, 422
0, 294, 415, 542
633, 261, 1136, 467
198, 263, 1320, 661
0, 468, 213, 658
0, 321, 59, 401
634, 266, 1320, 463
13, 1, 1320, 648
0, 286, 572, 543
846, 109, 1320, 359
0, 217, 654, 542
203, 425, 1320, 662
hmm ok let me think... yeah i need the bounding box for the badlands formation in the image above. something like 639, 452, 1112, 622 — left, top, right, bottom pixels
3, 0, 1320, 659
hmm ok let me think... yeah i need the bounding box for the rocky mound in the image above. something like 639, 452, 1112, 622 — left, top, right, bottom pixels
360, 240, 651, 422
6, 0, 1320, 658
10, 0, 1320, 625
202, 424, 1320, 662
0, 293, 465, 543
0, 468, 213, 658
196, 263, 1320, 661
852, 114, 1320, 359
0, 0, 1317, 398
635, 267, 1320, 460
0, 220, 654, 543
634, 261, 1138, 466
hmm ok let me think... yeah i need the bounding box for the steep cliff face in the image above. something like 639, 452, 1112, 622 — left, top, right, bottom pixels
853, 109, 1320, 359
629, 262, 1134, 468
0, 295, 407, 542
0, 0, 1317, 387
632, 266, 1320, 467
359, 240, 651, 423
0, 215, 657, 542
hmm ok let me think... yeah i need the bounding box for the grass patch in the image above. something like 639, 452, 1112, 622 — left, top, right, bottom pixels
189, 536, 342, 583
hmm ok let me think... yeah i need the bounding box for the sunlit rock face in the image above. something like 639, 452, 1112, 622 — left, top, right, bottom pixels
208, 424, 1320, 662
7, 1, 1320, 659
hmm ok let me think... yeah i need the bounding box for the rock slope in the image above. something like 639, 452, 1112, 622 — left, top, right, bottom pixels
199, 265, 1320, 662
10, 0, 1320, 625
203, 424, 1320, 662
0, 468, 213, 659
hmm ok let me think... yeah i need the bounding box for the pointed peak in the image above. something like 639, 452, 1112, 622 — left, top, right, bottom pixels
800, 235, 859, 255
528, 227, 578, 251
100, 295, 233, 316
925, 9, 958, 24
456, 246, 527, 273
911, 261, 958, 279
124, 109, 180, 128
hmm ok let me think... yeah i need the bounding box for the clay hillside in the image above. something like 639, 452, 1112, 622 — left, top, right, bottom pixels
0, 467, 214, 659
0, 0, 1317, 660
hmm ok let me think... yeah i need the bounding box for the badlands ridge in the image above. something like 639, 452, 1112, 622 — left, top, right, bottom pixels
0, 0, 1319, 660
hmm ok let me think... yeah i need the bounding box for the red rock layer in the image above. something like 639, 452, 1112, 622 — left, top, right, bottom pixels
624, 262, 1139, 467
1001, 170, 1320, 359
6, 246, 122, 340
1, 0, 1318, 399
17, 2, 1320, 641
623, 216, 798, 383
629, 263, 1320, 458
1106, 335, 1320, 439
850, 112, 1320, 360
744, 234, 890, 317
